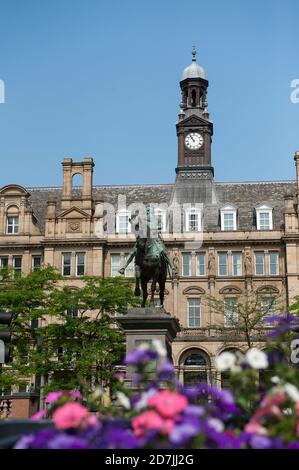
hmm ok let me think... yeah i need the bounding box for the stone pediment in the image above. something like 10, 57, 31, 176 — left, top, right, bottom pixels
58, 206, 90, 219
183, 286, 206, 295
219, 286, 242, 295
178, 114, 211, 128
0, 184, 29, 196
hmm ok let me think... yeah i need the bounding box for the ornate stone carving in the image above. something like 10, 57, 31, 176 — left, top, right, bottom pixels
67, 220, 81, 233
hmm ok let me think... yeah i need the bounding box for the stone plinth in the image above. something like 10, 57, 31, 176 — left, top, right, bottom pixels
117, 307, 180, 386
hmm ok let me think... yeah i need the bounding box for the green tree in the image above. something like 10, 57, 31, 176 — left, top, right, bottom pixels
0, 266, 137, 397
206, 288, 285, 348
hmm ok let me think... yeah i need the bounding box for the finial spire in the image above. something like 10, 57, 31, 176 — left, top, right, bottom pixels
192, 43, 196, 62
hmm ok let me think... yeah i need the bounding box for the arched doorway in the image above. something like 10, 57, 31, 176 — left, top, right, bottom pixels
179, 349, 211, 388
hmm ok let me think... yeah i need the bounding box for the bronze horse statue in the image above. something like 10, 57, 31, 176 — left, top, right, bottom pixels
119, 237, 174, 308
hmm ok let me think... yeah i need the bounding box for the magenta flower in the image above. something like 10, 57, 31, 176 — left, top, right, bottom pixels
69, 390, 82, 400
52, 402, 90, 430
44, 391, 63, 404
132, 410, 174, 437
148, 390, 188, 418
30, 409, 46, 420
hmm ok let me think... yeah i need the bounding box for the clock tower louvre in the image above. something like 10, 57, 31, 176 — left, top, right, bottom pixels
176, 47, 214, 180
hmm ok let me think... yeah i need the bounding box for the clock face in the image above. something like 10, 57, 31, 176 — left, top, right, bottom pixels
185, 132, 204, 150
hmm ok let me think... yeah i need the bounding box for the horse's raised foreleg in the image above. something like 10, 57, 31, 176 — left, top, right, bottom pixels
141, 276, 148, 308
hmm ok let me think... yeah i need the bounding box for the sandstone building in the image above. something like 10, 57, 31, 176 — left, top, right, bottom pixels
1, 49, 299, 395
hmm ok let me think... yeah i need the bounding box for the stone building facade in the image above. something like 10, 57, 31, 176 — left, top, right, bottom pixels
1, 49, 299, 395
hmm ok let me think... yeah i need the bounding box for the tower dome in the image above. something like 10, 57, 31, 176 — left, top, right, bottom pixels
181, 46, 206, 81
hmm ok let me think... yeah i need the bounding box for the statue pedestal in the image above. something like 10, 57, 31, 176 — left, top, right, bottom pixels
117, 307, 180, 387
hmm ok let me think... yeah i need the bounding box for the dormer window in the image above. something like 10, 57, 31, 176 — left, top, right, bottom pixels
220, 205, 237, 231
116, 210, 131, 234
256, 204, 273, 230
7, 216, 19, 234
185, 208, 201, 232
154, 208, 167, 232
6, 205, 20, 234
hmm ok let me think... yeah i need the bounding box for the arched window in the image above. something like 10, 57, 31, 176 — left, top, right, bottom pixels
180, 349, 211, 388
6, 205, 19, 234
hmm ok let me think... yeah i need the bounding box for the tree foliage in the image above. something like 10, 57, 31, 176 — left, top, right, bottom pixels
0, 266, 137, 396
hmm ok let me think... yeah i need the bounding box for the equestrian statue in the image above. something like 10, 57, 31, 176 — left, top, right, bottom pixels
119, 207, 176, 308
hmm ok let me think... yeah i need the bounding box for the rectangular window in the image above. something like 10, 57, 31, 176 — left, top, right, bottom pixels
232, 252, 242, 276
188, 213, 198, 231
6, 216, 19, 234
67, 308, 78, 317
188, 299, 201, 328
269, 252, 279, 275
155, 210, 166, 232
117, 213, 130, 234
0, 257, 8, 268
13, 256, 22, 274
261, 298, 276, 325
196, 253, 205, 276
76, 253, 85, 276
111, 254, 120, 277
32, 256, 42, 270
223, 213, 235, 231
258, 212, 270, 230
255, 252, 265, 275
125, 253, 135, 277
182, 253, 191, 276
218, 252, 228, 276
62, 253, 71, 276
224, 298, 238, 327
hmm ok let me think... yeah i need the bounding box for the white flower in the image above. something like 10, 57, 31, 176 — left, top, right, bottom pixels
216, 352, 236, 371
246, 348, 268, 369
152, 339, 167, 357
135, 389, 157, 412
207, 418, 224, 433
115, 391, 131, 410
271, 376, 280, 384
284, 383, 299, 402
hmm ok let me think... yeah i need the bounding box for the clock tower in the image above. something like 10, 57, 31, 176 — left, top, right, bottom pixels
176, 47, 214, 180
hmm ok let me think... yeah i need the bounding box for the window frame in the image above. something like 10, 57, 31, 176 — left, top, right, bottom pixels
255, 252, 265, 276
187, 298, 201, 328
220, 206, 237, 231
269, 252, 279, 276
196, 253, 205, 276
75, 252, 85, 276
182, 253, 192, 277
218, 252, 228, 276
32, 255, 42, 270
232, 252, 242, 276
256, 205, 273, 230
116, 210, 131, 234
62, 252, 71, 277
185, 209, 201, 232
111, 253, 121, 277
12, 256, 22, 274
6, 215, 19, 235
224, 297, 238, 327
154, 208, 167, 233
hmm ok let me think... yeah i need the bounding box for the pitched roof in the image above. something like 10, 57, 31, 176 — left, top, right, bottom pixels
27, 180, 296, 232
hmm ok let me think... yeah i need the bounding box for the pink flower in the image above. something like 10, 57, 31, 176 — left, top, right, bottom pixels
148, 390, 188, 418
132, 410, 174, 437
69, 390, 82, 400
53, 402, 89, 429
30, 409, 46, 420
296, 402, 299, 417
44, 391, 63, 404
245, 421, 268, 435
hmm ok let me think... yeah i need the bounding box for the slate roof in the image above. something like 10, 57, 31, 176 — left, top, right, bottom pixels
27, 181, 296, 232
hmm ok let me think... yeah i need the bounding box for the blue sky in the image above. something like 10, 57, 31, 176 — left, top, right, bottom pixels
0, 0, 298, 187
